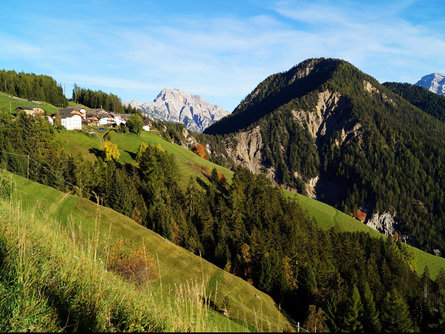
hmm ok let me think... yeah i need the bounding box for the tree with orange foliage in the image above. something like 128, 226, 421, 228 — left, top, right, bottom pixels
192, 143, 208, 160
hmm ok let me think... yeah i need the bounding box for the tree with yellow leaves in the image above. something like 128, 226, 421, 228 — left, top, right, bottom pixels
101, 140, 120, 161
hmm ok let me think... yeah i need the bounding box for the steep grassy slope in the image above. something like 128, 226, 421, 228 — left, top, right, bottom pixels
55, 130, 233, 188
0, 93, 59, 115
7, 171, 291, 331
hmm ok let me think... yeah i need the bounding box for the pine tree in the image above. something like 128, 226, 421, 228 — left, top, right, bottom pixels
342, 284, 364, 332
380, 289, 413, 333
436, 270, 445, 330
361, 282, 381, 332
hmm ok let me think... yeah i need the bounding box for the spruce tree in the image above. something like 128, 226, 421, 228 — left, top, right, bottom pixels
342, 284, 364, 332
361, 282, 381, 332
380, 289, 413, 333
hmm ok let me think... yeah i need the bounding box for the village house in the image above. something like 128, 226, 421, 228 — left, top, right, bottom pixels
15, 106, 45, 117
142, 118, 151, 131
54, 107, 83, 130
98, 113, 115, 126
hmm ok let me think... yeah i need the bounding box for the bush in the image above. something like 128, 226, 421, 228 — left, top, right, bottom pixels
0, 169, 15, 200
107, 240, 158, 286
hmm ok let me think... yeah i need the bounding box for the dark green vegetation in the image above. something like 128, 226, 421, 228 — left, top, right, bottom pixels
384, 82, 445, 123
72, 84, 126, 113
205, 58, 445, 256
0, 70, 67, 107
2, 109, 445, 331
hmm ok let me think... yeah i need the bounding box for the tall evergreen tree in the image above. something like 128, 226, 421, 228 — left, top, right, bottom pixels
361, 282, 381, 332
342, 285, 364, 332
380, 289, 413, 333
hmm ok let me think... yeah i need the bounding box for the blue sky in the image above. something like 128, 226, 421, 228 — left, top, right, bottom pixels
0, 0, 444, 111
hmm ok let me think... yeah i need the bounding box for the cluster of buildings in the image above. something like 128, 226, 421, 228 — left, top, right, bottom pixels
15, 105, 150, 131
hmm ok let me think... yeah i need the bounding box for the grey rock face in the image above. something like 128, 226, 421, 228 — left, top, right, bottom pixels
366, 212, 396, 236
124, 89, 229, 133
415, 73, 445, 95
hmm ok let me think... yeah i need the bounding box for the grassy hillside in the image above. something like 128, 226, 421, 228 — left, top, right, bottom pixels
55, 130, 234, 188
5, 171, 291, 332
55, 129, 445, 279
0, 92, 59, 115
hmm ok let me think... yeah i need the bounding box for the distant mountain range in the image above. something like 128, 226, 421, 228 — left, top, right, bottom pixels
415, 72, 445, 95
124, 88, 229, 133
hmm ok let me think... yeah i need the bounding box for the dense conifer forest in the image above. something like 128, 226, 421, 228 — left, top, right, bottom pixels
0, 70, 67, 107
72, 84, 125, 113
383, 82, 445, 123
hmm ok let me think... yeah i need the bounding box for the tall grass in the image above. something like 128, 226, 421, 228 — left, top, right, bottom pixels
0, 171, 251, 332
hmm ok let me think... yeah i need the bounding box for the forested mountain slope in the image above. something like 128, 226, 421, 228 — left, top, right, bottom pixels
383, 82, 445, 123
205, 58, 445, 255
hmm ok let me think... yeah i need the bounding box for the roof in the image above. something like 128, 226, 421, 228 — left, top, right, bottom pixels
89, 108, 107, 113
16, 106, 43, 111
55, 107, 83, 119
97, 113, 113, 119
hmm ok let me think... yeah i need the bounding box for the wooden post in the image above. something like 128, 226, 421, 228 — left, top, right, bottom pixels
297, 322, 300, 333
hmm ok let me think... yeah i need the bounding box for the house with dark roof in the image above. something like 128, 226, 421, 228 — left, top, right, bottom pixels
15, 106, 45, 116
53, 107, 84, 130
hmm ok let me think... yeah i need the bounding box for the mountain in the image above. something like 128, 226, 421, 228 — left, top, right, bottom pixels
383, 82, 445, 123
205, 58, 445, 254
415, 73, 445, 95
125, 88, 229, 133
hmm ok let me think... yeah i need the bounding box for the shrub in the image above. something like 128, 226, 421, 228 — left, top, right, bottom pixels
0, 169, 16, 200
107, 240, 158, 286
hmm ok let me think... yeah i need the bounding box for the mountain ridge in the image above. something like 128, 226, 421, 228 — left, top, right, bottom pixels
125, 88, 229, 133
415, 72, 445, 95
203, 58, 445, 253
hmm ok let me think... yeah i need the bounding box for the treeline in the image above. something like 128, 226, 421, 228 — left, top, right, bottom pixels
72, 84, 125, 113
0, 70, 67, 107
383, 82, 445, 123
2, 112, 445, 331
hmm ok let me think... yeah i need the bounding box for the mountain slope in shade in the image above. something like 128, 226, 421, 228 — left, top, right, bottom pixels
415, 73, 445, 95
125, 89, 229, 133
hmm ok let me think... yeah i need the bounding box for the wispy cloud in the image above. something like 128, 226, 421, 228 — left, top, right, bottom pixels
0, 1, 444, 110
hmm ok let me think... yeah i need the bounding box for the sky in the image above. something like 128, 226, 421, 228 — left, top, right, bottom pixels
0, 0, 444, 112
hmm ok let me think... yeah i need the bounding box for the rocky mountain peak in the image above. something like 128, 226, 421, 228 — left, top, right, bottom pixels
125, 89, 229, 133
415, 73, 445, 95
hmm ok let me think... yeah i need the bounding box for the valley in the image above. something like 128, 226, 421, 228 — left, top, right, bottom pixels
2, 59, 445, 332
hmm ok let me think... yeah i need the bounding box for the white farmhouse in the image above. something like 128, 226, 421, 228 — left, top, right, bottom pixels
55, 107, 84, 130
142, 119, 151, 131
62, 114, 82, 130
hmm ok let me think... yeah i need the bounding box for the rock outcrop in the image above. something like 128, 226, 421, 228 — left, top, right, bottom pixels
366, 212, 396, 236
224, 126, 264, 174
